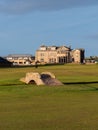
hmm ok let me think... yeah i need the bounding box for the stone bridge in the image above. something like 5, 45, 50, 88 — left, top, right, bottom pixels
20, 72, 63, 86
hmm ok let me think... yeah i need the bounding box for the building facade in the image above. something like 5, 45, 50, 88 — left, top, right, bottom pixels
36, 45, 85, 64
6, 54, 35, 65
71, 49, 85, 63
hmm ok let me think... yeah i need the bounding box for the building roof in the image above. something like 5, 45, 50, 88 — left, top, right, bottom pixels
6, 54, 33, 58
38, 45, 71, 51
72, 48, 85, 52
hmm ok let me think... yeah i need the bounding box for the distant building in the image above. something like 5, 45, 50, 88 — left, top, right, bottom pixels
35, 45, 85, 64
6, 54, 35, 66
0, 57, 12, 67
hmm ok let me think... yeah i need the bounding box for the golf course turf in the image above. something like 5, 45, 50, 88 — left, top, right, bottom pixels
0, 64, 98, 130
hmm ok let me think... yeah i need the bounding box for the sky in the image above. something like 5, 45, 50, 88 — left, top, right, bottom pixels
0, 0, 98, 57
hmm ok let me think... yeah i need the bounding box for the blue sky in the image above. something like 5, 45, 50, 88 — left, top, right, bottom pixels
0, 0, 98, 57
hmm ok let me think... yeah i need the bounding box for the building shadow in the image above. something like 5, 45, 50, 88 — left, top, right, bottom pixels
63, 81, 98, 85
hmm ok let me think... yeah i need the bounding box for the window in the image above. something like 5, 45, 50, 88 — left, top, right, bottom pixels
19, 62, 23, 64
13, 57, 18, 60
40, 53, 44, 56
40, 58, 44, 62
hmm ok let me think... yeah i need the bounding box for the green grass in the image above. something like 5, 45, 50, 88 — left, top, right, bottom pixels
0, 64, 98, 130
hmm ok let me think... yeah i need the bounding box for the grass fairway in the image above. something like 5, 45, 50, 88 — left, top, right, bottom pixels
0, 64, 98, 130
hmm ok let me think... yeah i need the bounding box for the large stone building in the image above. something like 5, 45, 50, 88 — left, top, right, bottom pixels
35, 45, 85, 64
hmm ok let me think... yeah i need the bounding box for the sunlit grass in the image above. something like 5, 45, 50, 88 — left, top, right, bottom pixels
0, 64, 98, 130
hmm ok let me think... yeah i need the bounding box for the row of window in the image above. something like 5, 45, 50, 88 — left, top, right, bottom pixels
40, 51, 69, 56
7, 57, 32, 60
40, 58, 56, 63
